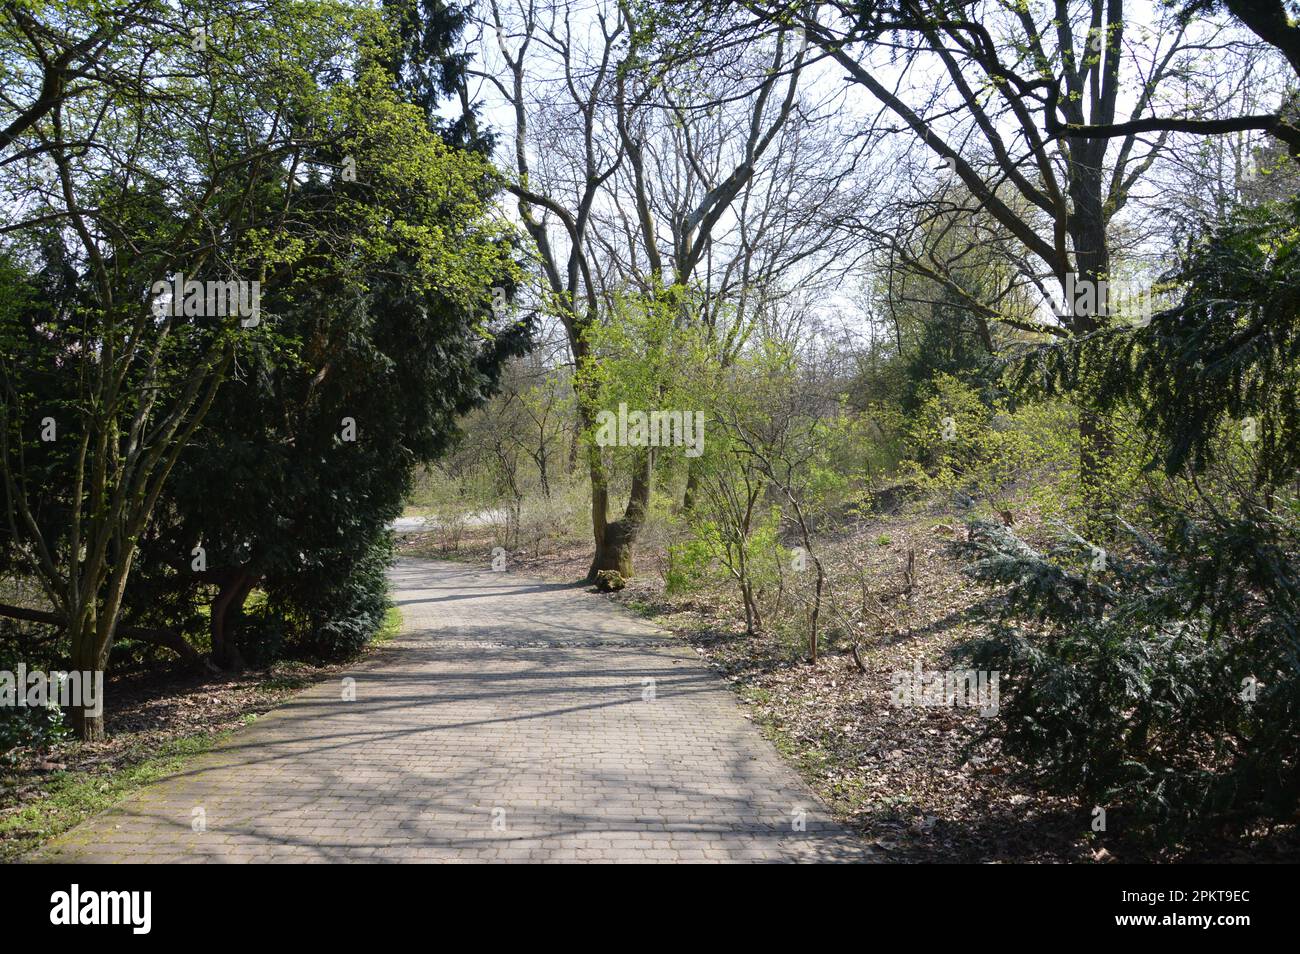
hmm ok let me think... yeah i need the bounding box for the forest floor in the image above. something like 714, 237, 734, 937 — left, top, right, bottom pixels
400, 509, 1300, 864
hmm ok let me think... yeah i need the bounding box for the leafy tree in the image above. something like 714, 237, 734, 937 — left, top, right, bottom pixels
0, 1, 515, 734
128, 249, 523, 667
682, 345, 795, 636
124, 1, 524, 668
897, 291, 1001, 416
381, 0, 491, 152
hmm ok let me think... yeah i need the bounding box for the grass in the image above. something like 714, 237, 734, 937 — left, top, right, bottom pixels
0, 726, 240, 862
373, 604, 403, 645
620, 597, 661, 620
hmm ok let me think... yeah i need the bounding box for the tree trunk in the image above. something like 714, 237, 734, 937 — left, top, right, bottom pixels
586, 450, 653, 581
567, 424, 580, 475
211, 570, 255, 670
589, 519, 638, 577
68, 621, 106, 741
1065, 145, 1117, 517
67, 704, 105, 741
741, 581, 762, 636
809, 562, 823, 664
682, 467, 700, 513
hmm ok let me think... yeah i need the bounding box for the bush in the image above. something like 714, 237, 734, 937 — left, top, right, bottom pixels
882, 373, 1165, 525
665, 527, 721, 595
517, 481, 588, 558
959, 500, 1300, 835
235, 604, 290, 668
0, 639, 72, 762
266, 534, 395, 661
0, 706, 70, 765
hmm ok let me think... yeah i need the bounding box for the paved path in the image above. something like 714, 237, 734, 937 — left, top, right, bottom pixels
38, 559, 870, 863
390, 509, 505, 535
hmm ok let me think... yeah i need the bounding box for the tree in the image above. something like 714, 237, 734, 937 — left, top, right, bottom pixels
122, 0, 523, 670
382, 0, 494, 152
664, 0, 1267, 505
467, 0, 856, 578
129, 247, 523, 668
0, 0, 514, 734
1020, 194, 1300, 486
711, 350, 850, 662
0, 0, 154, 156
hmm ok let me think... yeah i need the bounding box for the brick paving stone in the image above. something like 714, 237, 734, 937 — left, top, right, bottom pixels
36, 559, 873, 863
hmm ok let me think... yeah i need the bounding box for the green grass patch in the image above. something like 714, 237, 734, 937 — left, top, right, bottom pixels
621, 598, 658, 619
739, 685, 772, 705
373, 605, 403, 645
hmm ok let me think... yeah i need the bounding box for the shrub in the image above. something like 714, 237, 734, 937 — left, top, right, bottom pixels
959, 500, 1300, 835
0, 706, 70, 765
268, 535, 395, 661
0, 641, 72, 762
665, 531, 719, 595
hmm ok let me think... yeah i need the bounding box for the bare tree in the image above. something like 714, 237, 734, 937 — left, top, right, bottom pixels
767, 0, 1271, 498
468, 0, 857, 577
